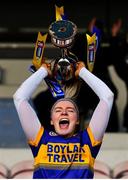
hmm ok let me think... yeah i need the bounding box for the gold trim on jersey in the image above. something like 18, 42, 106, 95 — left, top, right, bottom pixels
87, 126, 102, 146
34, 162, 94, 173
28, 126, 44, 147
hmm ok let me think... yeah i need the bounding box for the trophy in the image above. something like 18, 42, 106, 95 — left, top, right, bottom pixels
48, 19, 78, 84
30, 5, 98, 99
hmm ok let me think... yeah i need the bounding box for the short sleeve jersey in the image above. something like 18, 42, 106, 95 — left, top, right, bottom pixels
29, 126, 102, 179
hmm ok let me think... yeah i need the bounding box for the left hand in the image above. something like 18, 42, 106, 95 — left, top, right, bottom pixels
41, 63, 52, 76
75, 61, 85, 77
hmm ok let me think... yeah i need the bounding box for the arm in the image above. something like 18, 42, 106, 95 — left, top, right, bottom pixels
76, 62, 114, 141
13, 66, 48, 142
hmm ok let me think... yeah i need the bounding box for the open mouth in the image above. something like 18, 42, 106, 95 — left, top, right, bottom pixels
59, 118, 69, 129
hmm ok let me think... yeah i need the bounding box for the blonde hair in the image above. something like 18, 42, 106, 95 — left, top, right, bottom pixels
62, 79, 81, 100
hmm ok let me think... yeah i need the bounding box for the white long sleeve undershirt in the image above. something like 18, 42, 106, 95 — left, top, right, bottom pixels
79, 67, 114, 140
13, 67, 48, 141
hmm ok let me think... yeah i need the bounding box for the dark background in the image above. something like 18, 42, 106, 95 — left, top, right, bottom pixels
0, 0, 127, 42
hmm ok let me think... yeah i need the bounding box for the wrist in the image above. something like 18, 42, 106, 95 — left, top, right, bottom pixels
39, 66, 48, 77
41, 63, 51, 76
79, 66, 86, 77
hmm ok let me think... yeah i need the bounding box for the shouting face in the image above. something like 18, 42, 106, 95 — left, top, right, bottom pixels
51, 99, 79, 138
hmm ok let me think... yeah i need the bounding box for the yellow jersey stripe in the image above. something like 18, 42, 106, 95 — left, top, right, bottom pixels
87, 126, 102, 146
28, 126, 44, 147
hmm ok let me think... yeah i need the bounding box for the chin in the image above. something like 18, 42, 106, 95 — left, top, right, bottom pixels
57, 129, 73, 137
58, 130, 69, 136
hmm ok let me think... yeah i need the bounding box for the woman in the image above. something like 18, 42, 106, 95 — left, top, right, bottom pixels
13, 61, 114, 178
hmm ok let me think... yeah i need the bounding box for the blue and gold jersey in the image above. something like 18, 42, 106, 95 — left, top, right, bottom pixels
29, 126, 102, 179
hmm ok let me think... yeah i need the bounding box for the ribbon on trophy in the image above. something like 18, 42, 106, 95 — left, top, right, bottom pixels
86, 33, 97, 72
29, 32, 48, 73
45, 79, 64, 98
92, 26, 101, 51
55, 5, 64, 21
55, 5, 67, 21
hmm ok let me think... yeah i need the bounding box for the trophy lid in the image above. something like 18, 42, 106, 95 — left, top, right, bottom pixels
49, 20, 77, 48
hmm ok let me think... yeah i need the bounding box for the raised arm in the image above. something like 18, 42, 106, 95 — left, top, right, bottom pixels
76, 62, 114, 141
13, 66, 48, 142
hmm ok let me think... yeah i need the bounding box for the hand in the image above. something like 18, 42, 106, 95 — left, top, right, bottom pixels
111, 19, 122, 37
41, 63, 52, 76
75, 61, 85, 77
